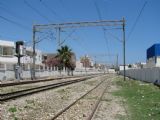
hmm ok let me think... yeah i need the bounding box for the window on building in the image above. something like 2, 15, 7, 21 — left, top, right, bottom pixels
0, 46, 14, 56
26, 50, 32, 56
0, 46, 2, 55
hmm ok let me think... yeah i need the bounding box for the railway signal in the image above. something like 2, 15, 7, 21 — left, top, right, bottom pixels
14, 41, 25, 80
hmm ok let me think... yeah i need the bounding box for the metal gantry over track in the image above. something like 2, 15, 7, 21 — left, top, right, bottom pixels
32, 18, 126, 81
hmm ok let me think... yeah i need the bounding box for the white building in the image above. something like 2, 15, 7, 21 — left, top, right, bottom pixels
0, 40, 43, 70
0, 40, 17, 64
119, 65, 129, 71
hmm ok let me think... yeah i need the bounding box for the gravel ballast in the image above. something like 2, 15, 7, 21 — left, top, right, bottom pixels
0, 74, 126, 120
1, 75, 107, 120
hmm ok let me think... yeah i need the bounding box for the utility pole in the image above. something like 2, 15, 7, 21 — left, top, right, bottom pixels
94, 56, 97, 69
116, 54, 118, 69
122, 17, 126, 81
56, 27, 61, 47
32, 25, 36, 80
85, 55, 87, 75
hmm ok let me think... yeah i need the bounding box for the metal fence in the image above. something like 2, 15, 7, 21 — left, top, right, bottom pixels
120, 67, 160, 85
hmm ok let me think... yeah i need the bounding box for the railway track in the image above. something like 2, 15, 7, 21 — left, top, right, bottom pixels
51, 76, 109, 120
0, 74, 101, 87
0, 75, 97, 102
0, 76, 72, 87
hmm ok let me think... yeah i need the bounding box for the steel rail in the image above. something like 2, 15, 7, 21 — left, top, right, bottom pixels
87, 83, 108, 120
0, 76, 95, 102
51, 78, 106, 120
0, 74, 100, 87
1, 75, 97, 96
0, 76, 70, 87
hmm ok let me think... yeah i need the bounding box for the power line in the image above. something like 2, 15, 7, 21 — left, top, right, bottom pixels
93, 0, 111, 61
70, 35, 89, 54
60, 29, 77, 46
104, 29, 122, 42
39, 0, 78, 46
36, 30, 56, 44
39, 0, 79, 49
0, 15, 30, 31
93, 0, 122, 42
0, 3, 31, 22
0, 2, 32, 31
39, 1, 65, 22
127, 1, 148, 41
59, 0, 72, 18
24, 0, 51, 23
94, 0, 103, 20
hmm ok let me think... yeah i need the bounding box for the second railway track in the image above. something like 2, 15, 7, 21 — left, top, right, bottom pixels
0, 74, 102, 87
0, 75, 97, 102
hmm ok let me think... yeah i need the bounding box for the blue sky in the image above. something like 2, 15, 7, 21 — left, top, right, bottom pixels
0, 0, 160, 64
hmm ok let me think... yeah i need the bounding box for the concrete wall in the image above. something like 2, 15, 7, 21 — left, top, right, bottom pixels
120, 67, 160, 85
0, 69, 103, 81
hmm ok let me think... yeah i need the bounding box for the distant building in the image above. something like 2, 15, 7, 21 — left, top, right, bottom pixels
80, 55, 93, 68
76, 61, 83, 69
131, 62, 146, 69
43, 52, 76, 69
119, 65, 129, 71
146, 44, 160, 68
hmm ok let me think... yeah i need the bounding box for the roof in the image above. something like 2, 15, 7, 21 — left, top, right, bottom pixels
0, 40, 14, 47
147, 43, 160, 59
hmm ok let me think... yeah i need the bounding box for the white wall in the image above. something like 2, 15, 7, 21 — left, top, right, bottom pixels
0, 68, 104, 81
0, 56, 17, 64
156, 57, 160, 67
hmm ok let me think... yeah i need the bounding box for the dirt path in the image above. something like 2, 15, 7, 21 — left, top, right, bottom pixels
92, 77, 127, 120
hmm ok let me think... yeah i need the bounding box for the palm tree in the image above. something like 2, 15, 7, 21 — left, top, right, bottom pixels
56, 45, 72, 75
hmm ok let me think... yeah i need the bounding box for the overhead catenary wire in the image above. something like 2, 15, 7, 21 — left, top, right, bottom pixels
24, 0, 52, 23
0, 2, 32, 23
65, 30, 89, 55
0, 15, 30, 31
93, 0, 111, 63
93, 0, 122, 43
59, 0, 72, 19
35, 30, 56, 44
0, 6, 22, 19
58, 0, 79, 47
127, 1, 148, 41
40, 0, 78, 48
94, 1, 110, 48
59, 29, 76, 46
24, 0, 58, 56
39, 0, 65, 22
104, 29, 122, 42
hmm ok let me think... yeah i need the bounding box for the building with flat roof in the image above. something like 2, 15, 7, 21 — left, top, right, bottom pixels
146, 43, 160, 68
0, 40, 43, 70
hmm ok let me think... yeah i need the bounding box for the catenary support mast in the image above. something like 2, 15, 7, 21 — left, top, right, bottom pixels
32, 19, 126, 81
